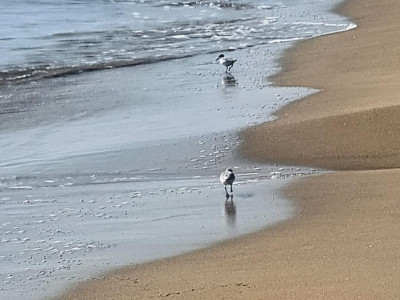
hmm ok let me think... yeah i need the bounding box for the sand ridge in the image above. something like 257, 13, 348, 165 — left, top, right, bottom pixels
241, 0, 400, 170
58, 0, 400, 298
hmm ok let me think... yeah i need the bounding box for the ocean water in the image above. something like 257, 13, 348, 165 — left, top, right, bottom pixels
0, 0, 353, 83
0, 0, 355, 299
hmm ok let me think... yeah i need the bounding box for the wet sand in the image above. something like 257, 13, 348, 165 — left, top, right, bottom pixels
58, 0, 400, 298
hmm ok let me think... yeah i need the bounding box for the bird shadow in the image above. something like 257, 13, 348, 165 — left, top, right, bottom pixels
224, 195, 236, 229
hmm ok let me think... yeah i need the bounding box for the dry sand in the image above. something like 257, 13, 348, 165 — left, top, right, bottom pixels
59, 0, 400, 298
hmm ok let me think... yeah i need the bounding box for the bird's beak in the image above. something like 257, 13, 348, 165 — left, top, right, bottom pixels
215, 57, 219, 61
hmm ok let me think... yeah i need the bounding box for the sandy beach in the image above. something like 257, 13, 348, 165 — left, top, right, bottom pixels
58, 0, 400, 298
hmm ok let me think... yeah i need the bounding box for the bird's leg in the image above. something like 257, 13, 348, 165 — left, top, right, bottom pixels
230, 184, 233, 193
224, 186, 229, 198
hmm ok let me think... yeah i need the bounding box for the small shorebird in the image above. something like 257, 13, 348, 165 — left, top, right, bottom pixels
220, 168, 235, 197
216, 54, 237, 73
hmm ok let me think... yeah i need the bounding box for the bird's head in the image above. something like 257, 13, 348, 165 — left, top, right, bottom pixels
216, 54, 224, 61
227, 168, 233, 172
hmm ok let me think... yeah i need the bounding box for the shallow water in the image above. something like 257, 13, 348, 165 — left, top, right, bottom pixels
0, 49, 309, 175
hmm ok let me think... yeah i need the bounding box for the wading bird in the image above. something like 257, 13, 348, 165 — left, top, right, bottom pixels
220, 168, 235, 198
216, 54, 237, 73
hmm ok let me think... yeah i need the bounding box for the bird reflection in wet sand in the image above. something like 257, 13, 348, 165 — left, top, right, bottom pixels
222, 74, 238, 87
224, 195, 236, 229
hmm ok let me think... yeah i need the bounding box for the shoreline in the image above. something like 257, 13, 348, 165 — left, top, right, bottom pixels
1, 15, 331, 298
58, 0, 400, 298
